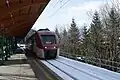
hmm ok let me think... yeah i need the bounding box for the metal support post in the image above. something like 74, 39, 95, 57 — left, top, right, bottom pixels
0, 33, 5, 64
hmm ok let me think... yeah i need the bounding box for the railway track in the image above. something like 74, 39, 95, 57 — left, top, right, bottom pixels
58, 56, 120, 79
25, 49, 62, 80
41, 60, 102, 80
25, 49, 120, 80
41, 56, 120, 80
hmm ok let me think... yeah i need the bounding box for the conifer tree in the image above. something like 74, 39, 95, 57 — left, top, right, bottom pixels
89, 11, 103, 58
68, 18, 80, 54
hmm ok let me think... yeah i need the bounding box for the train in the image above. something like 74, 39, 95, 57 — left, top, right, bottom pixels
25, 28, 59, 59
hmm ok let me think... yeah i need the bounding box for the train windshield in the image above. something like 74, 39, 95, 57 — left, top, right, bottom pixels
41, 35, 56, 44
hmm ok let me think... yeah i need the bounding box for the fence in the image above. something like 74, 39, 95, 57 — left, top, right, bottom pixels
0, 34, 16, 65
60, 51, 120, 73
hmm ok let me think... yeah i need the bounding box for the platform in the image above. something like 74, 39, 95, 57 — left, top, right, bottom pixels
0, 53, 37, 80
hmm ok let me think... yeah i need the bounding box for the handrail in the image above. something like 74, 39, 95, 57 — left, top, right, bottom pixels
60, 51, 120, 72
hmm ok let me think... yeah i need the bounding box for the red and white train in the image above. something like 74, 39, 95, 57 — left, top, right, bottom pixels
25, 29, 59, 59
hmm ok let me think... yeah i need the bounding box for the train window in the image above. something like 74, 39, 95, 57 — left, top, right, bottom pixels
41, 35, 56, 44
33, 37, 36, 45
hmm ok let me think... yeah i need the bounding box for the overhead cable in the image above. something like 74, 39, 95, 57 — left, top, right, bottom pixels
49, 0, 71, 17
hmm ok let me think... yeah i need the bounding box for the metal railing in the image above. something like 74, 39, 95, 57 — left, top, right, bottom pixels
60, 51, 120, 73
0, 34, 16, 65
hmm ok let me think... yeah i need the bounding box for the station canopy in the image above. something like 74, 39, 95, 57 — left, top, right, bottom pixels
0, 0, 49, 37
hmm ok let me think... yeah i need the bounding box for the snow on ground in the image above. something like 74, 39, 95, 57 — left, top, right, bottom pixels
41, 56, 120, 80
41, 60, 74, 80
48, 59, 100, 80
58, 56, 120, 80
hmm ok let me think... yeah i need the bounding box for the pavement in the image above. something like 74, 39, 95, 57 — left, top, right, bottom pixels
0, 53, 37, 80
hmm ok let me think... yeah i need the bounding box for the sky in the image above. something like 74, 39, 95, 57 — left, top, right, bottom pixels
32, 0, 111, 31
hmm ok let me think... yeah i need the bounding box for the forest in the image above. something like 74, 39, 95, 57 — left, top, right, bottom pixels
55, 1, 120, 72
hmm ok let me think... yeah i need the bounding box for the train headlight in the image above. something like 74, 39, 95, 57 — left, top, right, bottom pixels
45, 47, 47, 49
53, 46, 56, 49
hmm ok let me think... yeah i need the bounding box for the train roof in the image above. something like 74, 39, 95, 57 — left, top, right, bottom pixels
25, 29, 56, 41
38, 31, 56, 35
24, 29, 36, 40
38, 28, 50, 31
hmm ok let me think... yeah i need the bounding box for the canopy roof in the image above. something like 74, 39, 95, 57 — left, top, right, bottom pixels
0, 0, 49, 37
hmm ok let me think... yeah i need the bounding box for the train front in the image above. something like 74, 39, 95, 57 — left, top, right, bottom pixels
40, 32, 59, 59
